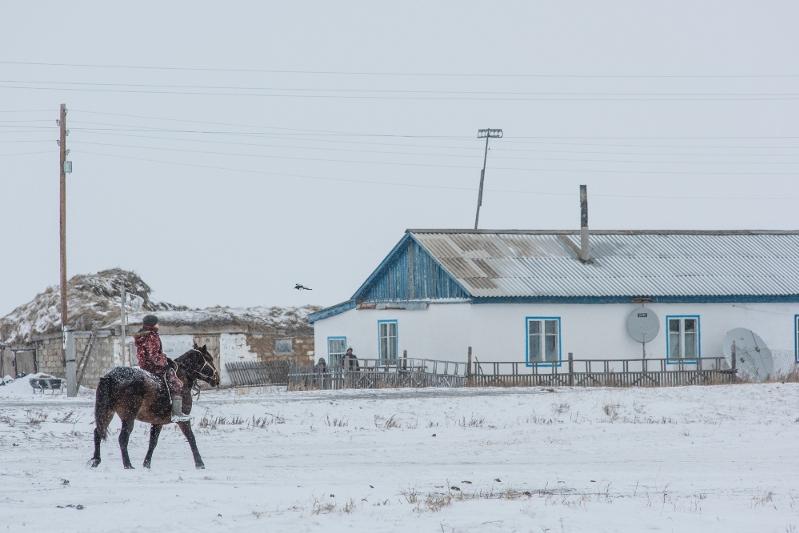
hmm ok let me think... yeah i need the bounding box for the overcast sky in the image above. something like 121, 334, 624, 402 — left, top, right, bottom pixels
1, 1, 798, 315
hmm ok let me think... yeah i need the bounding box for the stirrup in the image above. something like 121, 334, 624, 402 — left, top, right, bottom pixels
171, 398, 191, 422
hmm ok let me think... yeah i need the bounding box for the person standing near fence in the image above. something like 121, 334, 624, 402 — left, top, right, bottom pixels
342, 348, 360, 371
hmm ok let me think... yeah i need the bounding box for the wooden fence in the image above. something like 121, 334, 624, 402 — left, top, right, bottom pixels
226, 360, 306, 387
469, 354, 737, 388
286, 353, 737, 391
287, 357, 467, 391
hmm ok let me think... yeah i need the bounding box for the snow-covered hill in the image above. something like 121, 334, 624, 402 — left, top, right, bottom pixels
0, 269, 318, 344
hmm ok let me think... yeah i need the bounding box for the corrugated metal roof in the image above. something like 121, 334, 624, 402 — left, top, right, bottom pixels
408, 230, 799, 298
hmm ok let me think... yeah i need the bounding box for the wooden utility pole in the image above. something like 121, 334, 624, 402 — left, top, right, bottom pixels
473, 128, 503, 229
58, 103, 68, 332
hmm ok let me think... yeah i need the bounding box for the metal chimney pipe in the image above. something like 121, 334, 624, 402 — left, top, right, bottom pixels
579, 185, 590, 262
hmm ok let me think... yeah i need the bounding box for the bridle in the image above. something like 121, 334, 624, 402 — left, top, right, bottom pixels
178, 349, 220, 398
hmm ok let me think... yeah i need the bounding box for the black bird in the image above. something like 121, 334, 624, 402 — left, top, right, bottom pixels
294, 283, 312, 291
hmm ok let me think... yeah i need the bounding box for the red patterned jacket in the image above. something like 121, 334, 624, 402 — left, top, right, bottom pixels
134, 326, 169, 374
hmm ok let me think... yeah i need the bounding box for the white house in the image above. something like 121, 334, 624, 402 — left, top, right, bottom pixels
310, 229, 799, 376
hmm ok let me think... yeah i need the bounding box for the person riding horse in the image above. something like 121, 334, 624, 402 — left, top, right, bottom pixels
134, 314, 190, 422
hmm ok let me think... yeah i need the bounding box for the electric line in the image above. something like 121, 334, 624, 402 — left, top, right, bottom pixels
2, 60, 799, 79
72, 140, 799, 166
4, 82, 799, 101
72, 149, 799, 201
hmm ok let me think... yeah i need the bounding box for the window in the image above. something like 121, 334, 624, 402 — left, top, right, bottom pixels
274, 338, 293, 354
795, 316, 799, 363
526, 317, 561, 365
666, 316, 700, 361
327, 336, 347, 367
378, 320, 398, 362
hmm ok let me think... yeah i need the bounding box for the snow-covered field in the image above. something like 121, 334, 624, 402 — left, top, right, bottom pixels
1, 378, 797, 533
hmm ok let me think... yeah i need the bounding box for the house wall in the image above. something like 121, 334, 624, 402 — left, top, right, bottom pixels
313, 302, 799, 374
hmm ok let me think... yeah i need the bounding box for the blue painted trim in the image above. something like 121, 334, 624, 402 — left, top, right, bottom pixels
524, 316, 562, 367
794, 315, 799, 363
406, 233, 474, 298
472, 295, 799, 304
308, 300, 356, 323
351, 234, 413, 300
377, 319, 398, 361
665, 315, 701, 364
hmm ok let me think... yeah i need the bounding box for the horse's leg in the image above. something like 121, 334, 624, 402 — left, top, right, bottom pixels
176, 421, 205, 469
91, 377, 116, 468
118, 418, 136, 469
142, 424, 162, 469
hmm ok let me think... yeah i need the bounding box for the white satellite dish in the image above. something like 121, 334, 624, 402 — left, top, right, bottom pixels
722, 328, 774, 382
626, 307, 660, 357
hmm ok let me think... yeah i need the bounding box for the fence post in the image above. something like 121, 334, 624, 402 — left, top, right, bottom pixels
731, 341, 737, 382
402, 350, 408, 370
467, 346, 472, 379
568, 352, 574, 386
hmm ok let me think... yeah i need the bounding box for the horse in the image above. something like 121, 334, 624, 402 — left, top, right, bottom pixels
90, 344, 220, 470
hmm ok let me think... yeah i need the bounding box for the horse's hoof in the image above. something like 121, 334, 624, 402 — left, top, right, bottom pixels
143, 463, 151, 469
195, 464, 205, 470
90, 460, 100, 468
124, 465, 135, 470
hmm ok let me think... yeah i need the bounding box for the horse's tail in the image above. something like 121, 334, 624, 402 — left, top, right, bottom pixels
94, 376, 115, 440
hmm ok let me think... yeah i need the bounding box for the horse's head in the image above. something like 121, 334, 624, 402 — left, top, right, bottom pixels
177, 344, 220, 387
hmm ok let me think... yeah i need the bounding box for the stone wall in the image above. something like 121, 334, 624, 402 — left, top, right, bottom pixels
6, 327, 315, 389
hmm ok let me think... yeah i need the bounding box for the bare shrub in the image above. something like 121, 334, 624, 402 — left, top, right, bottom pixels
250, 414, 285, 428
325, 415, 348, 428
603, 403, 620, 422
54, 411, 79, 424
457, 415, 485, 428
311, 499, 336, 515
374, 414, 401, 429
552, 403, 570, 415
25, 410, 47, 426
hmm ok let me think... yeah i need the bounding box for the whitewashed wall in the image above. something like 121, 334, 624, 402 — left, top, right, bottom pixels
313, 302, 799, 373
218, 333, 258, 386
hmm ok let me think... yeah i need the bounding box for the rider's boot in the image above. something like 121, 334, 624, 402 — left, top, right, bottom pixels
171, 397, 191, 422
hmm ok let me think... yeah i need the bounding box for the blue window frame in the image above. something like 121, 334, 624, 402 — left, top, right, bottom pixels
794, 315, 799, 363
377, 320, 398, 362
666, 315, 700, 363
525, 317, 562, 366
327, 336, 347, 367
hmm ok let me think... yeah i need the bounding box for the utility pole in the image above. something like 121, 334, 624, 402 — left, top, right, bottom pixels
473, 128, 503, 230
58, 103, 77, 396
58, 103, 68, 332
120, 290, 128, 366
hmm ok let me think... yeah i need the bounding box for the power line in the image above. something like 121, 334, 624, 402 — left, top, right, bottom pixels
73, 146, 799, 176
5, 82, 799, 101
72, 149, 799, 201
7, 79, 799, 99
0, 150, 52, 157
70, 110, 799, 143
69, 130, 799, 159
72, 140, 799, 166
2, 60, 799, 79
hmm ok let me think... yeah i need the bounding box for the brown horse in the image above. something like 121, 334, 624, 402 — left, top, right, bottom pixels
90, 344, 220, 469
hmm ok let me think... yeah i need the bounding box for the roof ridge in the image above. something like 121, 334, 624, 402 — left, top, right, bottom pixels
407, 229, 799, 235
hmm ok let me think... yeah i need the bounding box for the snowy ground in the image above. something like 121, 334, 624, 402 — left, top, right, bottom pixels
1, 378, 798, 533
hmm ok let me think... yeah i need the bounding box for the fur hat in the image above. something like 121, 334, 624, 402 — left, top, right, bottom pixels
142, 314, 158, 327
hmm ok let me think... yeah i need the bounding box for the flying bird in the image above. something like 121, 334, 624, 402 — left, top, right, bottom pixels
294, 283, 312, 291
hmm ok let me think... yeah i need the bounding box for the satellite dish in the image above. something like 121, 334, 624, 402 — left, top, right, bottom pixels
626, 307, 660, 343
722, 328, 774, 382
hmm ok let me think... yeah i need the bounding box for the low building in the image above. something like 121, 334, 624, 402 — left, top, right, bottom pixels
310, 229, 799, 376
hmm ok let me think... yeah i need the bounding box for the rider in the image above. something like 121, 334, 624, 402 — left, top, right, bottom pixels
134, 314, 190, 422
